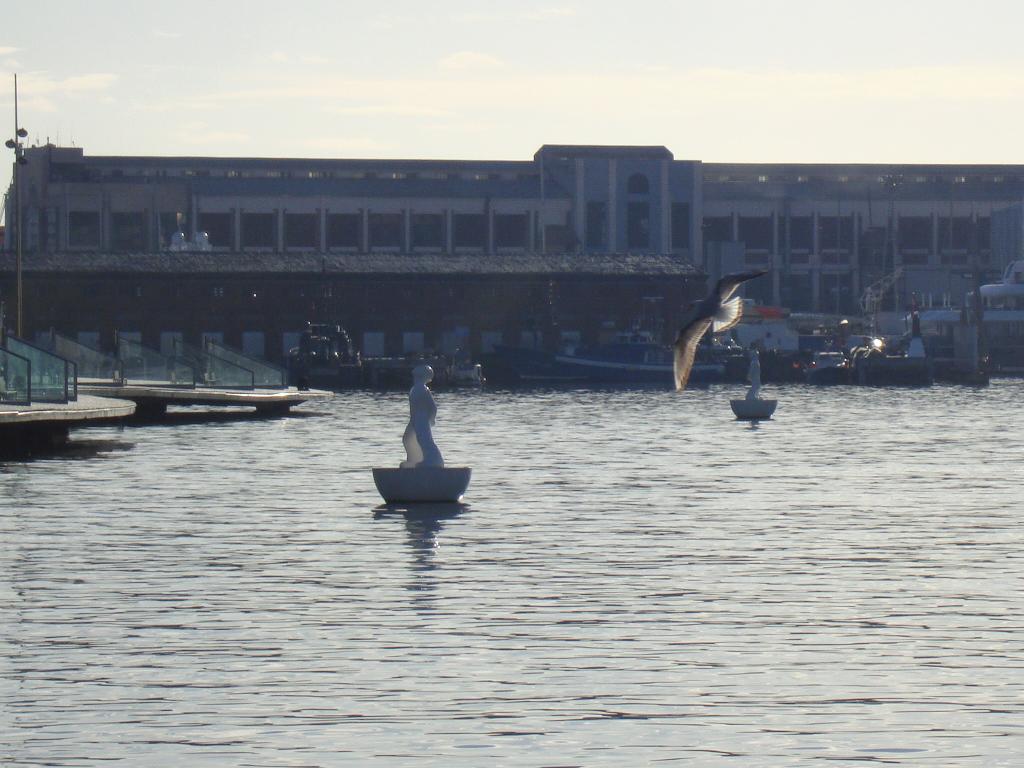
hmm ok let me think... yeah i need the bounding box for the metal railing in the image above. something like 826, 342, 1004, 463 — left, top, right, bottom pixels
43, 331, 122, 383
0, 347, 31, 405
173, 339, 255, 390
203, 340, 287, 388
117, 335, 197, 387
3, 334, 77, 403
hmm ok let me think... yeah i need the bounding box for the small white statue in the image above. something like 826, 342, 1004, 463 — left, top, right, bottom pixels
400, 365, 444, 468
745, 348, 762, 400
372, 363, 471, 503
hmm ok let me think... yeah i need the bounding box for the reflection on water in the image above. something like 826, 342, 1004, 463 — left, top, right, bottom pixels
2, 382, 1023, 766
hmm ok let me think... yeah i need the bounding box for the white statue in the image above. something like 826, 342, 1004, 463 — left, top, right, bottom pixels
372, 363, 471, 503
745, 348, 762, 400
730, 347, 777, 420
400, 365, 444, 468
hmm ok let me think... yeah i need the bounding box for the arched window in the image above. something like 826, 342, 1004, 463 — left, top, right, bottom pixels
627, 173, 650, 194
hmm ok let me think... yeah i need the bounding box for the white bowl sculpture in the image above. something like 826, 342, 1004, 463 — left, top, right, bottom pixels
730, 349, 777, 420
373, 467, 472, 503
372, 364, 472, 504
730, 398, 777, 420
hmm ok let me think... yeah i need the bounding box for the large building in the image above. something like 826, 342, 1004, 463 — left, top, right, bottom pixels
3, 143, 1023, 360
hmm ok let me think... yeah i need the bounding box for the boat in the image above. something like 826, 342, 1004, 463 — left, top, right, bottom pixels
804, 350, 852, 385
979, 260, 1024, 374
287, 323, 363, 389
849, 330, 933, 387
480, 330, 747, 386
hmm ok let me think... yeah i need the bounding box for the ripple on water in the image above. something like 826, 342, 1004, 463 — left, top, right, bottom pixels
2, 381, 1023, 766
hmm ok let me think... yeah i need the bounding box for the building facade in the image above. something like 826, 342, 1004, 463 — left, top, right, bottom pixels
4, 143, 1024, 358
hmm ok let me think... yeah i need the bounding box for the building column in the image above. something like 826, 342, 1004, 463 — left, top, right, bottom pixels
574, 159, 585, 253
851, 212, 861, 301
811, 212, 821, 312
487, 204, 495, 254
101, 193, 111, 251
660, 159, 670, 253
608, 160, 617, 252
361, 208, 369, 252
404, 208, 412, 253
930, 212, 939, 266
233, 207, 241, 252
276, 208, 284, 252
771, 212, 781, 305
318, 207, 326, 252
445, 208, 453, 254
63, 189, 70, 250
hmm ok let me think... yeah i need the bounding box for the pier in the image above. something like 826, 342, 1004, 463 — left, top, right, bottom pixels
77, 381, 332, 419
0, 394, 135, 456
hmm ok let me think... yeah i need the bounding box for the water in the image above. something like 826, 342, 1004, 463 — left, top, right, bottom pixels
2, 382, 1022, 766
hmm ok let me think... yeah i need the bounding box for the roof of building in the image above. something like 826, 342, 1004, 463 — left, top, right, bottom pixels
8, 252, 702, 278
535, 145, 674, 161
189, 175, 562, 200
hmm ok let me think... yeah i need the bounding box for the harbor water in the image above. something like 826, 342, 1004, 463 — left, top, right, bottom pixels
2, 382, 1022, 766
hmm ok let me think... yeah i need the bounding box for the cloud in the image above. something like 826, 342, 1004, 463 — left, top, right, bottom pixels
17, 72, 118, 96
177, 122, 250, 146
270, 51, 289, 63
522, 6, 577, 21
0, 46, 19, 55
325, 104, 452, 118
438, 51, 504, 71
304, 136, 388, 154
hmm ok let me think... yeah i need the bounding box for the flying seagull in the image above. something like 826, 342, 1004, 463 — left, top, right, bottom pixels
673, 269, 768, 391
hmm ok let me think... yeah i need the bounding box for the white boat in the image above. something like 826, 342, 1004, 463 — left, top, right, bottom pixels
916, 260, 1024, 374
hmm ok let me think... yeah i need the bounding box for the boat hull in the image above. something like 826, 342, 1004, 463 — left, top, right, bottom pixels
481, 345, 736, 386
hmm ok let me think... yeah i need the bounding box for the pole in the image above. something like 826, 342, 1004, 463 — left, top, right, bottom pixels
14, 73, 22, 337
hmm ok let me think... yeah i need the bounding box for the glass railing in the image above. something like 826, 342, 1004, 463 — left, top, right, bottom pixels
0, 348, 31, 405
43, 332, 121, 382
204, 340, 287, 388
118, 335, 196, 386
173, 339, 254, 390
4, 335, 76, 403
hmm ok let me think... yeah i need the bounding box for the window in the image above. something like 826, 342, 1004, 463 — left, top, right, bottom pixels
369, 213, 402, 248
494, 213, 528, 248
788, 216, 813, 251
898, 216, 931, 252
412, 213, 444, 248
68, 211, 101, 248
159, 212, 183, 247
241, 213, 275, 248
585, 202, 607, 249
111, 212, 147, 252
818, 215, 853, 252
453, 214, 486, 249
327, 213, 361, 248
702, 216, 732, 244
627, 202, 650, 248
285, 213, 318, 249
198, 212, 233, 248
738, 216, 772, 251
627, 173, 650, 194
671, 203, 690, 249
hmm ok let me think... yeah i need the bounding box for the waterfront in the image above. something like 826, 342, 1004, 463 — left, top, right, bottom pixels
1, 382, 1022, 766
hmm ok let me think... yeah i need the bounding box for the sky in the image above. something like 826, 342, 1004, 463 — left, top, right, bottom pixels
4, 0, 1024, 202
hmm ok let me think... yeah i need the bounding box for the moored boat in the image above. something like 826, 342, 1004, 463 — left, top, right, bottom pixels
481, 330, 747, 386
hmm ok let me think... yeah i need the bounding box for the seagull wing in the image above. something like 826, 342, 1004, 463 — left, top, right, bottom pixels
711, 296, 744, 333
715, 269, 768, 302
673, 317, 713, 391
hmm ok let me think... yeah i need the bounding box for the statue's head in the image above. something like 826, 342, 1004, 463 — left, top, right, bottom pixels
412, 364, 434, 385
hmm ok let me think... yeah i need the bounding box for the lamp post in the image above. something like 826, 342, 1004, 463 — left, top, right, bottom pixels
5, 74, 28, 337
